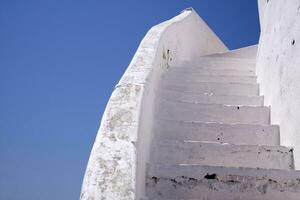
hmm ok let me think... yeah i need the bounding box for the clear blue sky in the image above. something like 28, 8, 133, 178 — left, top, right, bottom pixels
0, 1, 260, 199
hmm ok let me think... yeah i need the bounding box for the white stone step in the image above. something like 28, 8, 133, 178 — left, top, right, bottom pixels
167, 67, 255, 76
161, 89, 263, 106
199, 57, 256, 62
158, 101, 270, 125
162, 81, 259, 96
152, 141, 294, 170
146, 164, 300, 200
172, 61, 255, 71
164, 74, 257, 84
198, 56, 256, 63
154, 120, 280, 145
201, 45, 257, 60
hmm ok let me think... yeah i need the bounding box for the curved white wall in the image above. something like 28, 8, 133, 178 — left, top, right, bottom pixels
257, 0, 300, 168
80, 8, 227, 200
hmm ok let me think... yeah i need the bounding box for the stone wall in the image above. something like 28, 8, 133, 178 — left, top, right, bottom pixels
257, 0, 300, 169
80, 8, 227, 200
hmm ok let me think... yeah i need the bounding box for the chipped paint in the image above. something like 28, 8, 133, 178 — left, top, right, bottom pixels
146, 164, 300, 199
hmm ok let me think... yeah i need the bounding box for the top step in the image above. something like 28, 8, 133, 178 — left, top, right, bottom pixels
200, 45, 258, 60
172, 60, 256, 71
166, 67, 256, 76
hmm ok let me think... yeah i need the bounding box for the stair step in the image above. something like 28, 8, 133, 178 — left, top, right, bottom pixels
164, 74, 257, 84
197, 55, 256, 62
146, 164, 300, 200
162, 81, 259, 96
161, 90, 263, 106
154, 120, 279, 145
152, 141, 293, 170
167, 67, 255, 76
158, 101, 270, 125
172, 61, 255, 71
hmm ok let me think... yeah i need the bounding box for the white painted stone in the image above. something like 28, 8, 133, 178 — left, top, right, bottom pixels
172, 61, 256, 71
80, 8, 228, 200
146, 164, 300, 200
165, 74, 257, 84
256, 0, 300, 169
173, 58, 255, 71
154, 120, 280, 145
205, 44, 258, 59
152, 140, 293, 170
147, 44, 300, 198
167, 67, 256, 76
158, 100, 270, 125
82, 3, 300, 199
161, 90, 263, 106
162, 81, 259, 96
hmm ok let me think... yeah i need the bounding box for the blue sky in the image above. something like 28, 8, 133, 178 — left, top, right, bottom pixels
0, 1, 260, 199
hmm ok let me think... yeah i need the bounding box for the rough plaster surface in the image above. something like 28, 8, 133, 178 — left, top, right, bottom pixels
147, 164, 300, 200
256, 0, 300, 169
80, 8, 227, 200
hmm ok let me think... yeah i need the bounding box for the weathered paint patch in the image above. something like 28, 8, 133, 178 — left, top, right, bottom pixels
146, 173, 300, 199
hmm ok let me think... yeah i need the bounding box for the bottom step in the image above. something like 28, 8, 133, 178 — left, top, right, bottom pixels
146, 164, 300, 200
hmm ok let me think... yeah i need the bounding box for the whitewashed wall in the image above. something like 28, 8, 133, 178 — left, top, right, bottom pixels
80, 8, 228, 200
257, 0, 300, 169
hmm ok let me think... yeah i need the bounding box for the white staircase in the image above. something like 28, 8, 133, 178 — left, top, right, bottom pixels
146, 51, 300, 199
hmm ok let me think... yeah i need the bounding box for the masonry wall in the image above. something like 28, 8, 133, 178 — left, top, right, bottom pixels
257, 0, 300, 168
80, 9, 227, 200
